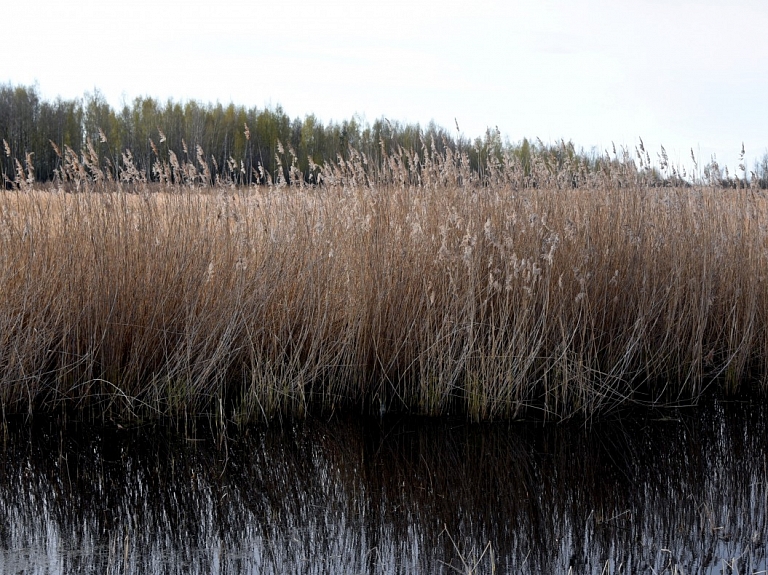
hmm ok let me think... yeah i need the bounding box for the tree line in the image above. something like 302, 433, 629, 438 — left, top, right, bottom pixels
2, 82, 764, 188
0, 83, 467, 185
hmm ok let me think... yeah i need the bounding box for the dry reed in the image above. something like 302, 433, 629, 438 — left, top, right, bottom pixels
1, 139, 766, 423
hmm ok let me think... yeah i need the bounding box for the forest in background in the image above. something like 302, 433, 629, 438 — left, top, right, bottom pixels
2, 83, 765, 188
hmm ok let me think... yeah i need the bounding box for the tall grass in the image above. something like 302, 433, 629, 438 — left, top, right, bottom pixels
1, 139, 766, 423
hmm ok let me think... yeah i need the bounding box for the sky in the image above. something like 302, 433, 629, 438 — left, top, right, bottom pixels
5, 0, 768, 175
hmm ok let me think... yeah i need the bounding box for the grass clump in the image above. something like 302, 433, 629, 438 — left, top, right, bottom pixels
1, 138, 767, 423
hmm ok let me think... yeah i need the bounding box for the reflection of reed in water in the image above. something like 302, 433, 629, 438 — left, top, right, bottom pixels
0, 402, 765, 573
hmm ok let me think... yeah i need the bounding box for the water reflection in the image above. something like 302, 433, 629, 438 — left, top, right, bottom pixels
0, 401, 766, 574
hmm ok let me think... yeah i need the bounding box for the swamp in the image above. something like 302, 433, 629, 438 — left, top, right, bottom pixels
1, 122, 767, 572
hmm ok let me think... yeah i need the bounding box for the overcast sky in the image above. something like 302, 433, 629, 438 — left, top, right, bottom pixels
5, 0, 767, 174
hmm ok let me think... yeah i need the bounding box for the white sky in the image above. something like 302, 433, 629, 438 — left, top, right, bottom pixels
5, 0, 768, 174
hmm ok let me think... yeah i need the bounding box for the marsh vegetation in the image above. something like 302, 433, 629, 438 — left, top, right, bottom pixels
1, 117, 767, 424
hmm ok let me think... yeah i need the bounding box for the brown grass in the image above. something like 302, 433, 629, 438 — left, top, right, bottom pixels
1, 142, 767, 423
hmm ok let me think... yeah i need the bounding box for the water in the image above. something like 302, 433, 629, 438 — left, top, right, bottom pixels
0, 400, 766, 574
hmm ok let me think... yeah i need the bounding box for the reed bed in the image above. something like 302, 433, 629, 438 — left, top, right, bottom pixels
1, 143, 767, 423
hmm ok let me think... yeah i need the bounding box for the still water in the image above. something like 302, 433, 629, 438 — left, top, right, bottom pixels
0, 400, 766, 574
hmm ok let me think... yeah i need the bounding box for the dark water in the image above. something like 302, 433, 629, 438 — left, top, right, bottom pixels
0, 401, 766, 574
